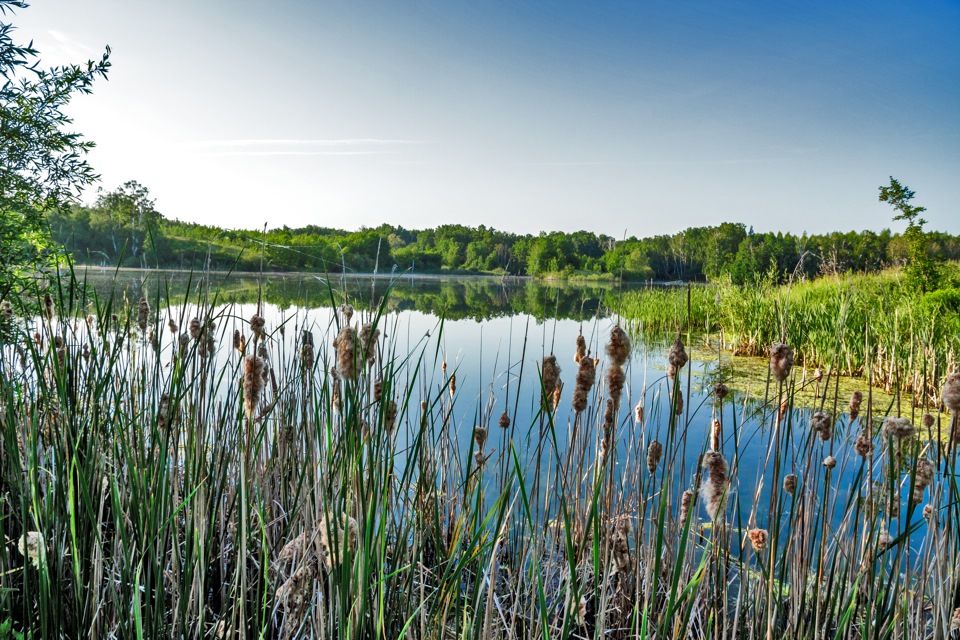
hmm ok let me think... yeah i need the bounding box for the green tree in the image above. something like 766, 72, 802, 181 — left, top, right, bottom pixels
880, 177, 938, 292
89, 180, 161, 263
0, 0, 110, 296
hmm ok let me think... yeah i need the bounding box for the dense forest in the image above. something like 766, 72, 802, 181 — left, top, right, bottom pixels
50, 180, 960, 284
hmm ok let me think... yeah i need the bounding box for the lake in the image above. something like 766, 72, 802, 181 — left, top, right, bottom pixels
71, 267, 928, 546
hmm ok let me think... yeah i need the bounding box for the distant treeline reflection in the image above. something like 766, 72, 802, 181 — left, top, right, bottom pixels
79, 270, 628, 321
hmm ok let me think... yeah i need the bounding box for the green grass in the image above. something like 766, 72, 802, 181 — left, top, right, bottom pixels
0, 270, 958, 639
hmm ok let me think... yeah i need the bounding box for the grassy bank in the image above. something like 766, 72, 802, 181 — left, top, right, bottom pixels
619, 268, 960, 407
1, 275, 959, 638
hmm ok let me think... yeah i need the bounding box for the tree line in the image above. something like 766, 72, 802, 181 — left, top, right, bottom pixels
48, 181, 959, 285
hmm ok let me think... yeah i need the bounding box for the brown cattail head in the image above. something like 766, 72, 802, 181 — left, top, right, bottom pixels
849, 390, 863, 420
855, 430, 874, 457
915, 457, 935, 489
384, 400, 397, 431
943, 372, 960, 412
769, 343, 794, 382
823, 455, 837, 470
249, 314, 265, 339
43, 292, 54, 320
701, 451, 729, 520
243, 355, 267, 419
882, 416, 915, 441
498, 411, 510, 429
602, 398, 616, 435
714, 382, 729, 402
158, 393, 170, 430
541, 355, 560, 401
339, 303, 354, 325
474, 450, 487, 468
149, 329, 158, 352
634, 401, 644, 424
813, 368, 823, 383
646, 440, 663, 473
748, 528, 769, 553
189, 317, 201, 340
167, 317, 177, 333
811, 411, 834, 441
923, 504, 934, 520
574, 335, 587, 364
373, 378, 383, 402
333, 326, 358, 380
922, 412, 935, 428
878, 529, 894, 550
300, 331, 315, 373
449, 373, 456, 399
359, 322, 380, 365
606, 325, 631, 367
551, 384, 562, 413
668, 335, 688, 369
711, 418, 722, 451
474, 426, 488, 449
679, 489, 694, 524
137, 297, 150, 333
233, 329, 242, 352
572, 354, 596, 414
952, 608, 960, 632
783, 473, 798, 495
606, 364, 626, 407
673, 388, 684, 416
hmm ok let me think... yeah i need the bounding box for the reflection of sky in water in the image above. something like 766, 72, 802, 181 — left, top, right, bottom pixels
74, 271, 938, 553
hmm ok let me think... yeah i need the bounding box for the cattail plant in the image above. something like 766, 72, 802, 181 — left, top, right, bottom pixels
848, 390, 863, 420
572, 352, 596, 415
811, 411, 833, 441
646, 440, 663, 473
359, 322, 379, 365
574, 334, 586, 363
188, 317, 201, 340
541, 355, 560, 407
498, 411, 510, 429
701, 451, 728, 520
333, 325, 358, 380
299, 330, 314, 373
783, 473, 798, 495
250, 313, 265, 339
748, 528, 768, 553
714, 382, 728, 404
243, 355, 266, 419
769, 342, 794, 382
137, 297, 150, 333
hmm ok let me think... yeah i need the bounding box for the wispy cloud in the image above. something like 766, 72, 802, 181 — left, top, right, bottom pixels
46, 30, 97, 61
186, 138, 419, 157
188, 138, 420, 148
203, 150, 400, 157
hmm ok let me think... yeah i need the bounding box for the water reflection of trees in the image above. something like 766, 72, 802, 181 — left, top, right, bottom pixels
79, 270, 627, 321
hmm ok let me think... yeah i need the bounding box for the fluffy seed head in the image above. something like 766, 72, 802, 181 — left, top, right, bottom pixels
137, 297, 150, 332
915, 457, 935, 488
923, 504, 934, 520
823, 455, 837, 470
922, 412, 935, 428
605, 325, 631, 367
673, 388, 684, 415
855, 430, 874, 457
634, 401, 644, 424
359, 322, 380, 365
572, 354, 596, 414
748, 528, 768, 553
848, 390, 863, 419
811, 411, 834, 441
339, 303, 354, 324
249, 314, 265, 339
449, 373, 456, 398
384, 400, 397, 431
473, 426, 488, 449
646, 440, 663, 473
769, 343, 794, 382
334, 326, 357, 380
714, 382, 729, 402
243, 356, 267, 419
943, 372, 960, 412
178, 332, 189, 356
498, 412, 510, 429
18, 531, 45, 567
574, 335, 587, 363
783, 473, 798, 495
878, 529, 894, 550
711, 418, 722, 452
167, 317, 177, 333
373, 378, 383, 402
189, 317, 201, 340
679, 489, 694, 523
541, 355, 560, 400
882, 416, 915, 441
668, 336, 688, 369
43, 293, 54, 320
606, 364, 626, 407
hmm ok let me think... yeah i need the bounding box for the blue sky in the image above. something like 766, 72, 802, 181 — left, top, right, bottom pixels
14, 0, 960, 236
